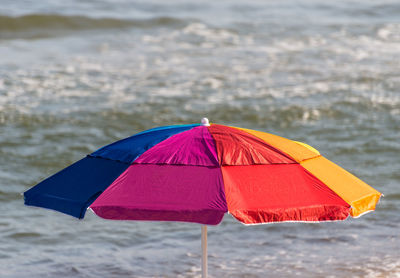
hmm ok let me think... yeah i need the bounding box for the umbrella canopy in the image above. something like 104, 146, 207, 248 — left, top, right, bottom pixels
24, 118, 382, 278
24, 119, 381, 225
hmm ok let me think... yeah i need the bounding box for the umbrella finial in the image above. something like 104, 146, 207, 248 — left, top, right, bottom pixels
201, 118, 210, 126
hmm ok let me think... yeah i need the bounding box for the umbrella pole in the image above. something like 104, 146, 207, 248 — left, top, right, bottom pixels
201, 225, 208, 278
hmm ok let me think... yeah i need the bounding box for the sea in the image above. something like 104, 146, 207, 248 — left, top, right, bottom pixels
0, 0, 399, 277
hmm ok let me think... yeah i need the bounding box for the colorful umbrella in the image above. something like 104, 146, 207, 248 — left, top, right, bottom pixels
24, 118, 381, 278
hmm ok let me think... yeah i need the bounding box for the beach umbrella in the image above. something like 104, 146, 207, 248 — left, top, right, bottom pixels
24, 118, 381, 278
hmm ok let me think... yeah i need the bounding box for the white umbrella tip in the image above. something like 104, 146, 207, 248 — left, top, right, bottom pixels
201, 118, 210, 126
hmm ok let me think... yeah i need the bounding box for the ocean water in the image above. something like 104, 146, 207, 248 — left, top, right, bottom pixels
0, 0, 399, 277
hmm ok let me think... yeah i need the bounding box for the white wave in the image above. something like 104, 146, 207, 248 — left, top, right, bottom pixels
377, 23, 400, 41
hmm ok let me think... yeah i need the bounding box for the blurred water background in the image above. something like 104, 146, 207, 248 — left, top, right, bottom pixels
1, 0, 399, 277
